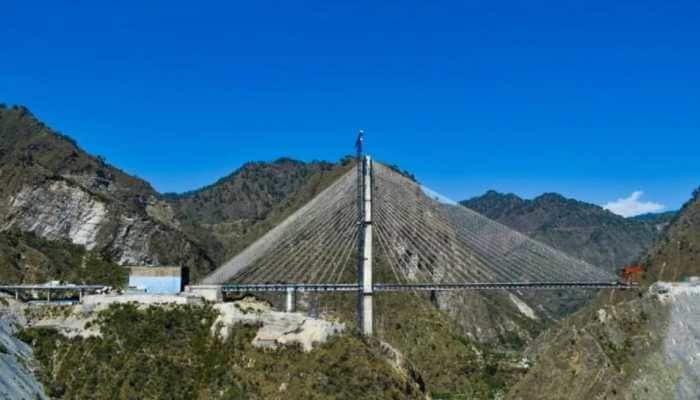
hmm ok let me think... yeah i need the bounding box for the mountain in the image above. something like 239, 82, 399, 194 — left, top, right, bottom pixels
460, 190, 664, 323
462, 190, 659, 273
507, 282, 699, 399
0, 229, 126, 286
630, 211, 678, 233
0, 106, 218, 278
166, 157, 351, 263
630, 210, 678, 224
643, 188, 700, 282
168, 158, 333, 225
507, 187, 700, 400
0, 105, 220, 279
0, 105, 358, 281
5, 104, 693, 398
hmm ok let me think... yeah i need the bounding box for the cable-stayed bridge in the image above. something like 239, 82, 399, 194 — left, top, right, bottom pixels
196, 137, 634, 335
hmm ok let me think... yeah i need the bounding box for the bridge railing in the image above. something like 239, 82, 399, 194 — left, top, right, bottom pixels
218, 281, 638, 293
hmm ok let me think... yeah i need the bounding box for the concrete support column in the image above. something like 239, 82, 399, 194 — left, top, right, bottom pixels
47, 289, 51, 303
361, 156, 374, 336
186, 285, 223, 302
286, 287, 296, 312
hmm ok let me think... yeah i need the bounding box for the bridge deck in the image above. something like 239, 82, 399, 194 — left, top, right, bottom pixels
0, 284, 110, 303
0, 285, 107, 291
220, 282, 638, 293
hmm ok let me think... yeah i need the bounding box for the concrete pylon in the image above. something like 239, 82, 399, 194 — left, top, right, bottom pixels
286, 287, 296, 312
361, 156, 373, 336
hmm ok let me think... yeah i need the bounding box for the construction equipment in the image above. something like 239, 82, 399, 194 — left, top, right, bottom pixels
619, 265, 644, 283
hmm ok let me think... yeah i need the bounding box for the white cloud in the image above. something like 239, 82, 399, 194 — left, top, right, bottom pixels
603, 191, 665, 218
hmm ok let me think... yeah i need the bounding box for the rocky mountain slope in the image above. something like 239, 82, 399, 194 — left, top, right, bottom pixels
0, 105, 217, 278
630, 211, 677, 233
0, 106, 617, 352
0, 229, 126, 286
507, 187, 700, 400
0, 105, 349, 280
643, 188, 700, 282
166, 157, 349, 262
0, 302, 48, 400
3, 104, 689, 398
460, 190, 662, 323
508, 282, 700, 400
12, 299, 426, 400
462, 190, 659, 273
168, 158, 333, 226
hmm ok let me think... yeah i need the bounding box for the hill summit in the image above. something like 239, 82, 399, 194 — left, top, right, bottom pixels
462, 190, 659, 273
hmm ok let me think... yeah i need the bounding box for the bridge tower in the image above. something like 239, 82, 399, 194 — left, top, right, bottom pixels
355, 130, 373, 336
360, 155, 373, 336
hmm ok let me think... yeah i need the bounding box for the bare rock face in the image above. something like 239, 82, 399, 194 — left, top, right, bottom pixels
656, 282, 700, 399
0, 106, 220, 279
1, 179, 206, 270
212, 299, 345, 352
435, 291, 547, 347
0, 301, 49, 400
5, 181, 107, 250
1, 177, 157, 266
3, 179, 157, 266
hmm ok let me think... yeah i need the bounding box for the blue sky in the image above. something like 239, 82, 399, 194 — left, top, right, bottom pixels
1, 1, 698, 214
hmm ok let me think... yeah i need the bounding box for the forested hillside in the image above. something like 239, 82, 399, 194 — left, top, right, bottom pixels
462, 190, 659, 272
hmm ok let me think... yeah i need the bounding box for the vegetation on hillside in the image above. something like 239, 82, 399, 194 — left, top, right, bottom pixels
0, 105, 218, 278
507, 187, 700, 399
0, 229, 127, 287
643, 187, 700, 283
5, 103, 690, 398
182, 158, 357, 264
169, 158, 334, 225
506, 288, 669, 400
461, 190, 659, 273
283, 254, 524, 398
0, 105, 155, 208
18, 304, 425, 400
630, 210, 677, 224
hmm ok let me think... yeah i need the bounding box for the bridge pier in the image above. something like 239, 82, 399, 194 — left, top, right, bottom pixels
285, 287, 296, 312
186, 285, 223, 302
430, 290, 438, 308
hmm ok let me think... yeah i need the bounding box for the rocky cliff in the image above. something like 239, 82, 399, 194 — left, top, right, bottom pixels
0, 105, 218, 278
